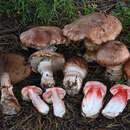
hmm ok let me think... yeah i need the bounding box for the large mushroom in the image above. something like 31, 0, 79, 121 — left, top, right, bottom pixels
102, 84, 130, 118
0, 52, 31, 115
96, 41, 129, 81
63, 13, 122, 62
124, 59, 130, 85
28, 50, 65, 87
63, 57, 88, 96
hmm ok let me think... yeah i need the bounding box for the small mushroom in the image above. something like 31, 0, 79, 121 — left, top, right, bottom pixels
43, 87, 66, 118
82, 81, 107, 118
96, 41, 129, 81
20, 26, 68, 50
63, 13, 122, 62
21, 86, 49, 115
63, 57, 88, 96
0, 53, 31, 115
28, 50, 65, 87
102, 84, 130, 118
124, 59, 130, 85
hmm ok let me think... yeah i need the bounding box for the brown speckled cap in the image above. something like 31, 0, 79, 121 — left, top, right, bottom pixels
63, 13, 122, 44
0, 53, 31, 84
20, 26, 67, 49
124, 59, 130, 79
28, 50, 65, 73
96, 41, 130, 66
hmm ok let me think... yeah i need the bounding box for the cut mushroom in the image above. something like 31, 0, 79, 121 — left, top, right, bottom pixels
63, 57, 88, 96
43, 87, 66, 118
81, 81, 107, 118
28, 50, 65, 87
0, 52, 31, 115
21, 86, 49, 115
96, 41, 130, 81
102, 84, 130, 118
63, 13, 122, 62
124, 59, 130, 85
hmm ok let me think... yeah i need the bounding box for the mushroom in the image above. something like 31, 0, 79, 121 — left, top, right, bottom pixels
102, 84, 130, 118
124, 59, 130, 85
63, 13, 122, 62
0, 52, 31, 115
63, 57, 88, 96
20, 26, 68, 50
43, 87, 66, 118
81, 81, 107, 118
96, 41, 129, 81
28, 50, 65, 87
21, 85, 49, 115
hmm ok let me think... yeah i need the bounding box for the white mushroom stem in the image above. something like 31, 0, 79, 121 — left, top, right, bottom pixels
28, 89, 49, 114
128, 79, 130, 85
106, 64, 123, 81
38, 61, 55, 87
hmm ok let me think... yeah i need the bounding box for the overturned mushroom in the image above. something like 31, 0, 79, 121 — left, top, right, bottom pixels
0, 53, 31, 115
28, 50, 65, 87
102, 84, 130, 118
43, 87, 66, 118
21, 86, 49, 115
96, 41, 129, 81
63, 13, 122, 62
63, 57, 88, 96
82, 81, 107, 118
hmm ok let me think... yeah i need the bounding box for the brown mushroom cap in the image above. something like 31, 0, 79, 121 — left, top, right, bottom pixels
0, 53, 31, 84
96, 41, 130, 66
20, 26, 67, 49
28, 50, 65, 73
63, 13, 122, 44
124, 59, 130, 79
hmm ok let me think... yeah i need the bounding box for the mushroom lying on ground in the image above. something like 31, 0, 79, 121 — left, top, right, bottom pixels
20, 26, 68, 50
0, 53, 31, 115
43, 87, 66, 118
63, 13, 122, 62
81, 81, 107, 118
102, 84, 130, 118
124, 59, 130, 85
63, 57, 88, 96
28, 50, 65, 87
96, 41, 129, 81
21, 86, 49, 115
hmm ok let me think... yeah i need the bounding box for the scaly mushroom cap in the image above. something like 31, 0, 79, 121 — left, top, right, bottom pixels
20, 26, 67, 49
0, 53, 31, 84
28, 50, 65, 73
63, 13, 122, 44
96, 41, 130, 66
124, 59, 130, 79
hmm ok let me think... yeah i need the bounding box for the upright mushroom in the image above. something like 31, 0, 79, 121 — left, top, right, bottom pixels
102, 84, 130, 118
43, 87, 66, 118
63, 57, 88, 96
81, 81, 107, 118
96, 41, 129, 81
63, 13, 122, 62
28, 50, 65, 87
124, 59, 130, 85
0, 52, 31, 115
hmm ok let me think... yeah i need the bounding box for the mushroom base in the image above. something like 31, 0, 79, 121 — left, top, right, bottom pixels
105, 65, 123, 81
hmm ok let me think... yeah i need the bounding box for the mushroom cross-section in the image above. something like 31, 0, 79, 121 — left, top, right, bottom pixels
96, 41, 130, 81
28, 50, 65, 87
102, 84, 130, 118
63, 13, 122, 62
21, 85, 49, 115
43, 87, 66, 118
81, 81, 107, 118
63, 57, 88, 96
0, 52, 31, 115
20, 26, 68, 50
